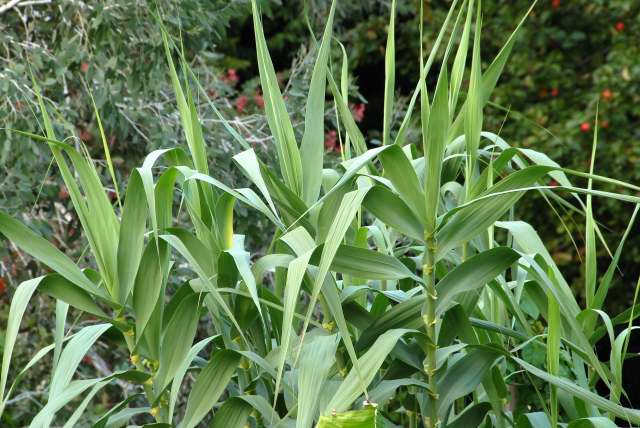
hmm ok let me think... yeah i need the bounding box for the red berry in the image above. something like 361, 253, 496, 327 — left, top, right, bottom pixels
615, 22, 625, 32
58, 187, 70, 200
551, 0, 560, 8
253, 92, 265, 109
226, 68, 239, 84
81, 62, 89, 73
79, 129, 92, 142
550, 87, 559, 97
580, 122, 591, 133
549, 179, 559, 187
350, 103, 366, 122
324, 130, 338, 151
0, 277, 6, 295
235, 95, 248, 113
601, 88, 613, 100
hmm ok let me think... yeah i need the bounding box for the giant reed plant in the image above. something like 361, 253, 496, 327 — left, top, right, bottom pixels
2, 0, 640, 426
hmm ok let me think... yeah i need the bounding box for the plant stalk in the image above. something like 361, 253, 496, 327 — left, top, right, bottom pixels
422, 231, 439, 427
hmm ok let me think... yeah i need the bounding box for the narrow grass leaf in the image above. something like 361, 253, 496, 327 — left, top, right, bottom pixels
382, 0, 396, 146
0, 213, 101, 296
169, 337, 216, 422
251, 0, 303, 194
210, 397, 253, 428
297, 334, 339, 428
323, 329, 410, 414
300, 0, 336, 204
156, 292, 201, 392
117, 170, 148, 304
49, 324, 111, 396
181, 350, 240, 428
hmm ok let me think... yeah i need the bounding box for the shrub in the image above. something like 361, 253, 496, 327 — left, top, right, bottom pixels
2, 0, 640, 427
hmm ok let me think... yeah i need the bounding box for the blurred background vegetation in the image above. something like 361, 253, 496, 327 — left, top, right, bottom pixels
0, 0, 638, 424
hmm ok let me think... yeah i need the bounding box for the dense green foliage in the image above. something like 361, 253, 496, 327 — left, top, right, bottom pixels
1, 0, 640, 427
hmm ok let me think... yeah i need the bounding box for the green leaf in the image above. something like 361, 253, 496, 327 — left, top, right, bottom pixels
300, 0, 336, 204
436, 247, 520, 315
297, 334, 340, 428
117, 170, 148, 304
316, 407, 383, 428
168, 337, 216, 422
382, 0, 396, 147
436, 166, 551, 258
447, 403, 492, 428
394, 0, 462, 146
449, 0, 474, 115
514, 356, 640, 423
155, 292, 202, 392
210, 397, 253, 428
275, 249, 315, 405
50, 324, 112, 396
39, 274, 108, 318
378, 145, 425, 220
0, 212, 103, 297
363, 186, 423, 241
233, 148, 279, 218
437, 347, 501, 415
463, 0, 483, 162
517, 412, 551, 428
161, 30, 208, 175
317, 245, 421, 282
423, 62, 450, 231
299, 187, 370, 394
250, 0, 303, 195
0, 278, 42, 406
323, 329, 410, 414
448, 1, 538, 140
181, 350, 240, 428
567, 418, 619, 428
133, 240, 169, 340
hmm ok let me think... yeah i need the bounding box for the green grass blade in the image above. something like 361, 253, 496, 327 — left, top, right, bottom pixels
547, 288, 561, 427
300, 0, 336, 204
132, 241, 169, 341
449, 0, 474, 116
423, 64, 450, 232
181, 350, 241, 428
0, 213, 101, 296
116, 170, 148, 304
323, 329, 410, 414
250, 0, 303, 195
382, 0, 396, 146
585, 113, 598, 309
87, 86, 122, 209
210, 397, 253, 428
297, 334, 339, 428
274, 249, 315, 410
49, 324, 111, 396
0, 278, 41, 407
514, 356, 640, 424
155, 292, 201, 393
464, 0, 483, 167
168, 337, 216, 422
394, 0, 462, 146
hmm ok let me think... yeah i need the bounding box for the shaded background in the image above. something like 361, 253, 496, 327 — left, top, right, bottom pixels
1, 0, 639, 424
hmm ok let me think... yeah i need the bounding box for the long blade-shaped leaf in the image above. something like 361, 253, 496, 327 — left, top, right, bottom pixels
181, 350, 240, 428
251, 0, 303, 195
300, 0, 336, 204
